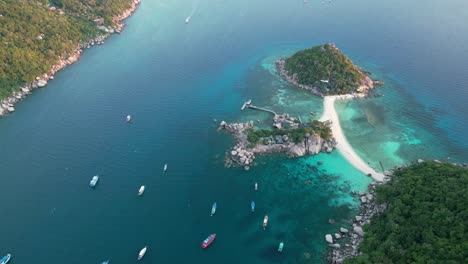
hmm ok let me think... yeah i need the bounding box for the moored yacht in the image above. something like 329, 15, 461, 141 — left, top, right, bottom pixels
278, 241, 284, 252
201, 234, 216, 248
163, 164, 168, 173
138, 185, 145, 196
251, 200, 255, 212
211, 202, 217, 216
263, 215, 268, 229
138, 246, 147, 260
254, 182, 258, 191
90, 175, 99, 187
185, 16, 190, 24
126, 115, 132, 122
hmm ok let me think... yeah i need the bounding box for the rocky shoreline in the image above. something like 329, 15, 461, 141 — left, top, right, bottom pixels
0, 0, 141, 117
326, 180, 389, 264
218, 117, 337, 171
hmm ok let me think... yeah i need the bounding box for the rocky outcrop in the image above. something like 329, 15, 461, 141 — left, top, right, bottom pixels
219, 120, 337, 170
327, 181, 389, 264
0, 0, 142, 118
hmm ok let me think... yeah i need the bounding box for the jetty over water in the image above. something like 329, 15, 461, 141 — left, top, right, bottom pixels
241, 100, 277, 116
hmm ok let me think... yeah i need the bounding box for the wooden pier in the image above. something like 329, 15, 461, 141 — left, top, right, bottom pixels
241, 100, 277, 116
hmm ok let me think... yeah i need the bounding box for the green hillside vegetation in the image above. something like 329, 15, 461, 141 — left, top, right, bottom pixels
246, 120, 332, 145
347, 162, 468, 264
284, 43, 366, 95
0, 0, 132, 99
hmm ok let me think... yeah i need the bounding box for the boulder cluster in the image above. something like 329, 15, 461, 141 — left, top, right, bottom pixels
327, 182, 388, 264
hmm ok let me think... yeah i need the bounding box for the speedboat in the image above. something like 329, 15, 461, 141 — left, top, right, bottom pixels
185, 16, 190, 24
263, 215, 268, 229
138, 185, 145, 196
251, 201, 255, 212
163, 164, 168, 173
0, 254, 11, 264
138, 246, 147, 260
278, 241, 284, 252
90, 175, 99, 187
126, 115, 132, 122
201, 234, 216, 248
254, 182, 258, 191
211, 202, 217, 216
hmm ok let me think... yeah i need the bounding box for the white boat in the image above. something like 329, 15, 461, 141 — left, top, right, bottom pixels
185, 17, 190, 24
0, 254, 11, 264
211, 202, 217, 216
320, 79, 329, 83
126, 115, 132, 122
138, 246, 147, 260
254, 182, 258, 191
263, 215, 269, 229
90, 175, 99, 187
101, 260, 110, 264
138, 185, 145, 196
163, 164, 168, 173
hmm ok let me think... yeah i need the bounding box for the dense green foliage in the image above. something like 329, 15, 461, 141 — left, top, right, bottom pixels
51, 0, 132, 24
247, 120, 332, 145
284, 43, 365, 95
0, 0, 132, 99
347, 162, 468, 264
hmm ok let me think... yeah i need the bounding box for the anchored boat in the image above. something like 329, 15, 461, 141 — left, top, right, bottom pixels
254, 182, 258, 191
0, 254, 11, 264
211, 202, 217, 216
138, 246, 147, 260
185, 16, 190, 24
163, 164, 168, 173
90, 175, 99, 187
126, 115, 132, 122
251, 201, 255, 212
278, 241, 284, 252
101, 260, 110, 264
138, 185, 145, 196
263, 215, 268, 229
201, 234, 216, 248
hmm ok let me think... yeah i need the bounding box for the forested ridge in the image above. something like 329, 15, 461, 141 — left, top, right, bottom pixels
284, 43, 366, 95
0, 0, 133, 99
347, 162, 468, 264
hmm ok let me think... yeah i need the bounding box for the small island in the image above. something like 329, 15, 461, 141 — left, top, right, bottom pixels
220, 102, 337, 170
277, 43, 382, 97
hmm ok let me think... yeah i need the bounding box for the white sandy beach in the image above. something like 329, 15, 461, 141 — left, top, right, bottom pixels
320, 95, 385, 181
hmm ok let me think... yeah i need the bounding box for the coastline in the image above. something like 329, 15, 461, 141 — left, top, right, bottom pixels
319, 95, 385, 181
0, 0, 142, 118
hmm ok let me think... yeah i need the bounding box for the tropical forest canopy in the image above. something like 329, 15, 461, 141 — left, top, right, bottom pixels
0, 0, 132, 99
347, 161, 468, 264
284, 43, 366, 95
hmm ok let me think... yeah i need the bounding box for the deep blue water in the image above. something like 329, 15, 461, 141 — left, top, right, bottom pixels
0, 0, 467, 263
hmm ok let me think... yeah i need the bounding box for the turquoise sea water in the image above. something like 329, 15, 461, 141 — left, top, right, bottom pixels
0, 0, 467, 263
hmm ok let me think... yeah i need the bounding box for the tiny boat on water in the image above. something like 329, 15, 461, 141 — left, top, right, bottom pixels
278, 241, 284, 252
254, 182, 258, 191
201, 234, 216, 248
102, 260, 110, 264
138, 185, 145, 196
0, 254, 11, 264
263, 215, 269, 229
126, 115, 132, 123
185, 16, 190, 24
211, 202, 217, 216
163, 164, 168, 173
90, 175, 99, 187
138, 246, 147, 260
251, 201, 255, 212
